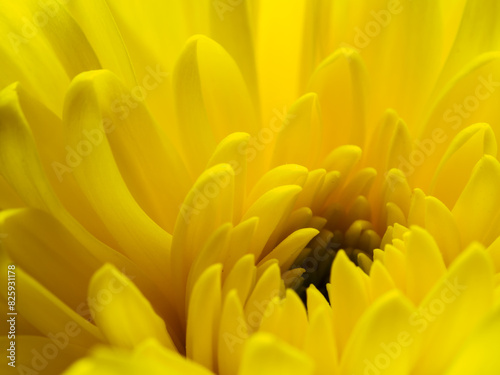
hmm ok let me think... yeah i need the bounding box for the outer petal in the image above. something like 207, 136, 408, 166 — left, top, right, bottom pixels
328, 250, 370, 353
63, 71, 174, 287
340, 292, 419, 375
452, 155, 500, 246
413, 245, 495, 374
238, 333, 314, 375
444, 305, 500, 375
186, 264, 222, 372
88, 264, 176, 351
173, 36, 257, 175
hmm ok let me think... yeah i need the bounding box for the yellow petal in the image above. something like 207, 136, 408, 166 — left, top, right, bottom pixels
88, 264, 176, 351
304, 305, 338, 375
218, 290, 247, 375
430, 123, 497, 208
416, 52, 500, 178
414, 244, 495, 374
295, 169, 326, 209
0, 256, 102, 347
260, 289, 309, 349
64, 0, 136, 88
173, 36, 257, 174
328, 250, 370, 353
436, 0, 500, 92
264, 206, 314, 256
0, 0, 100, 114
238, 332, 314, 375
246, 165, 308, 210
407, 188, 427, 227
242, 185, 302, 260
187, 223, 231, 301
383, 169, 412, 217
425, 196, 461, 265
0, 82, 131, 269
223, 218, 259, 273
1, 208, 99, 311
171, 163, 234, 319
309, 48, 368, 152
1, 335, 87, 375
272, 93, 322, 168
259, 228, 319, 271
244, 263, 282, 333
370, 260, 397, 301
306, 284, 332, 321
340, 292, 419, 375
444, 305, 500, 375
322, 145, 362, 180
209, 0, 257, 101
66, 69, 189, 231
63, 341, 213, 375
207, 133, 250, 221
222, 254, 256, 304
64, 71, 175, 285
186, 264, 222, 372
405, 226, 446, 304
452, 155, 500, 246
486, 236, 500, 273
255, 0, 308, 122
383, 245, 407, 292
362, 0, 442, 124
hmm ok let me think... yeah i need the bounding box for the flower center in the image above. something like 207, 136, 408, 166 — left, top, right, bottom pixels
288, 218, 381, 302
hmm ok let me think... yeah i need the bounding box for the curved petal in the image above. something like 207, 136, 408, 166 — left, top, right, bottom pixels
173, 36, 257, 175
186, 264, 222, 372
340, 291, 419, 375
88, 264, 176, 351
238, 332, 314, 375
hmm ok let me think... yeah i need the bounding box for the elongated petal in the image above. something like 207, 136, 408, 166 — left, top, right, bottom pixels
0, 335, 87, 375
309, 48, 368, 153
255, 0, 308, 121
430, 123, 497, 208
444, 305, 500, 375
63, 341, 213, 375
210, 0, 257, 101
88, 264, 176, 351
405, 226, 447, 304
328, 250, 370, 353
0, 82, 139, 278
0, 256, 103, 347
186, 264, 222, 372
173, 36, 257, 174
64, 71, 174, 286
0, 0, 100, 114
238, 333, 314, 375
340, 292, 419, 375
222, 254, 256, 304
259, 228, 319, 271
1, 208, 99, 310
218, 290, 247, 375
242, 185, 302, 260
272, 93, 322, 168
436, 0, 500, 91
425, 197, 461, 265
244, 264, 282, 333
304, 305, 338, 375
414, 244, 495, 374
171, 164, 234, 320
452, 155, 500, 246
207, 133, 250, 221
64, 0, 136, 88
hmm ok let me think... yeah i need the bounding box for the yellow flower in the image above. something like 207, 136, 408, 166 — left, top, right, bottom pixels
1, 0, 500, 374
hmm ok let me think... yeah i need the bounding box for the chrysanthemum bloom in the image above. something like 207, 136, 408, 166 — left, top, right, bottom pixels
1, 0, 500, 374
